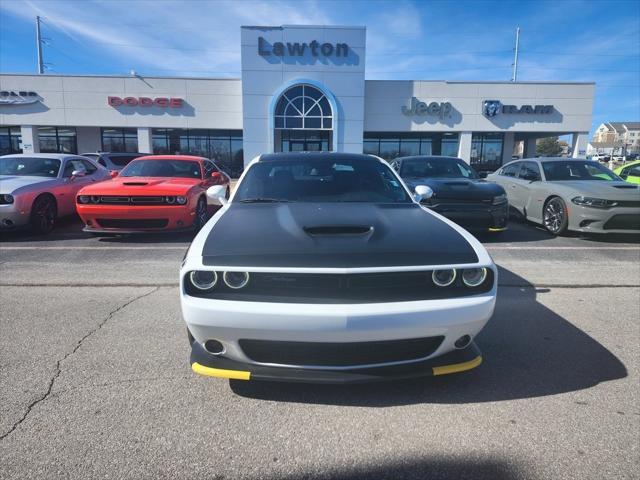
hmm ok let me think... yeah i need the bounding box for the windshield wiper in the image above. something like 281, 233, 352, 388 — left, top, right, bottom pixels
238, 198, 292, 203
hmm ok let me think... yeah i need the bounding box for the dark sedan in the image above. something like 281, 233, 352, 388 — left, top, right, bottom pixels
392, 155, 508, 232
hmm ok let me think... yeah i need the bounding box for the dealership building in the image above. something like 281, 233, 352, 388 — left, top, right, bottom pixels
0, 25, 594, 174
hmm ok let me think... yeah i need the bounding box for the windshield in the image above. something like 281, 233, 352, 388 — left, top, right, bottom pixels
542, 161, 621, 181
0, 157, 61, 177
235, 158, 411, 203
119, 159, 202, 178
400, 157, 477, 179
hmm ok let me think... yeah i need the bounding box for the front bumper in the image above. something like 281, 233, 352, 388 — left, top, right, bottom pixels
425, 202, 509, 231
190, 338, 482, 383
0, 205, 30, 229
77, 204, 196, 232
181, 286, 496, 382
569, 205, 640, 233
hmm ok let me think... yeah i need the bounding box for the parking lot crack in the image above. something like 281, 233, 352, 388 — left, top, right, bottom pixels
0, 287, 159, 442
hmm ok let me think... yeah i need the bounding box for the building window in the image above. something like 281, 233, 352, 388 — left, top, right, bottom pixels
0, 126, 22, 155
279, 130, 331, 152
101, 128, 138, 152
470, 133, 504, 170
38, 127, 77, 154
274, 84, 332, 130
151, 129, 243, 177
363, 133, 459, 161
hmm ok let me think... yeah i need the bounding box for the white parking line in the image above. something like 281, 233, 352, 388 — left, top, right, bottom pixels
485, 246, 639, 250
0, 246, 188, 250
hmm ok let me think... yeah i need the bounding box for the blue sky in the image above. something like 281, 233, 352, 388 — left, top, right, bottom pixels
0, 0, 638, 135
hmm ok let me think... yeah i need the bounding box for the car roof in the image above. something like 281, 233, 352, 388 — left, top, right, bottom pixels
81, 152, 144, 156
132, 155, 207, 161
258, 152, 380, 162
395, 155, 464, 162
0, 153, 78, 160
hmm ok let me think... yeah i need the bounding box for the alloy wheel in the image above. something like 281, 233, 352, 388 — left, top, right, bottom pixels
543, 198, 566, 234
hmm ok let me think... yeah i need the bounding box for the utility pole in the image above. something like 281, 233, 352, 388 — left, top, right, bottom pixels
511, 27, 520, 82
36, 16, 44, 74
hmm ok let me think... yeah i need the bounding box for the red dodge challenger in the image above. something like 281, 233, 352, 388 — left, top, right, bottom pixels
76, 155, 230, 234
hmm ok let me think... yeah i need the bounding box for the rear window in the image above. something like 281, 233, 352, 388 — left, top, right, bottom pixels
106, 154, 142, 166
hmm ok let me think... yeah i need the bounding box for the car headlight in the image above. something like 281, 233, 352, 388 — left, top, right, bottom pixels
188, 270, 218, 291
176, 196, 187, 205
0, 194, 14, 204
165, 196, 176, 204
78, 195, 90, 204
223, 271, 250, 289
571, 196, 618, 209
432, 269, 457, 287
462, 268, 488, 287
492, 193, 507, 205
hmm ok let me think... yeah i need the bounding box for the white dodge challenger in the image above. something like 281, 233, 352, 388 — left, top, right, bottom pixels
180, 152, 497, 383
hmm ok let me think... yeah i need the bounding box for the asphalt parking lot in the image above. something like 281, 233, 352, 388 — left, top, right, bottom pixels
0, 217, 638, 479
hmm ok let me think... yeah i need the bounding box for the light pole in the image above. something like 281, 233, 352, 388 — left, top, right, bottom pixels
36, 16, 44, 74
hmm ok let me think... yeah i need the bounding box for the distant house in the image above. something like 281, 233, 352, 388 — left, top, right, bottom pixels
589, 122, 640, 156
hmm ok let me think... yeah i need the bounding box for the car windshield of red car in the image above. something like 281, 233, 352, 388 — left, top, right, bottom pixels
119, 160, 202, 178
0, 157, 61, 177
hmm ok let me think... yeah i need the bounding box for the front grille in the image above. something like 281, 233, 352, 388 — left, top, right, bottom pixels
184, 269, 494, 303
239, 337, 445, 367
78, 195, 180, 205
603, 214, 640, 230
96, 218, 168, 229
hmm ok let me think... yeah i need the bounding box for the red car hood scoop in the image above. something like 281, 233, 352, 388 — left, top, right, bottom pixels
122, 182, 149, 186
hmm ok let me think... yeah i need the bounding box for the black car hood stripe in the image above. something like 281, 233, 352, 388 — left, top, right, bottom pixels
201, 203, 478, 268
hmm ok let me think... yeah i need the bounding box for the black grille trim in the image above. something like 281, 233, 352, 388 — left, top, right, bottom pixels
96, 218, 169, 229
239, 337, 445, 367
184, 269, 494, 303
78, 195, 183, 206
603, 214, 640, 230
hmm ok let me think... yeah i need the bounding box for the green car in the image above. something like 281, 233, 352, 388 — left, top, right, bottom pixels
614, 160, 640, 184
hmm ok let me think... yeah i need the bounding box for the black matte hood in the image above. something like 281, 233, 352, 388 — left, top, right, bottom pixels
404, 178, 504, 201
202, 203, 478, 268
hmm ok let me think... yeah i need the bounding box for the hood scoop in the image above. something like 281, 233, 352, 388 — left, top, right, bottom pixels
123, 182, 148, 186
613, 185, 637, 189
303, 225, 373, 236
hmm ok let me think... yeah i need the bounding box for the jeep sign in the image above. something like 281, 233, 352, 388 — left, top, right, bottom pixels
402, 97, 452, 119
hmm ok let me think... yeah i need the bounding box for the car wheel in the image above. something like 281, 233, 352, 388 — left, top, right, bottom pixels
194, 197, 207, 231
30, 195, 57, 234
543, 197, 568, 236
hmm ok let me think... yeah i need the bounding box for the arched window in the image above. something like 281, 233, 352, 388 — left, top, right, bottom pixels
274, 84, 333, 130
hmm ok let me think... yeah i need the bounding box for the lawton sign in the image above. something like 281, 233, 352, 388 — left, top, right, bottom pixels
0, 91, 41, 105
483, 100, 554, 118
258, 37, 349, 57
402, 97, 452, 119
108, 96, 183, 108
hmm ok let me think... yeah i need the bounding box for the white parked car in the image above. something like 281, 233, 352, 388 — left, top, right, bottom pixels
180, 152, 497, 383
487, 158, 640, 235
0, 153, 110, 233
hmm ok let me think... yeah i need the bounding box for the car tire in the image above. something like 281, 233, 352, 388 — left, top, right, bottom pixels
543, 197, 569, 236
30, 194, 57, 234
193, 197, 207, 231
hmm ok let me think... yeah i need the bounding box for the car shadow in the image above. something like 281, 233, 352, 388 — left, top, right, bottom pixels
230, 267, 627, 406
259, 455, 528, 480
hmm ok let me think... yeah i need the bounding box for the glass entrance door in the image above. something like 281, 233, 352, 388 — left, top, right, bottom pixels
278, 130, 331, 152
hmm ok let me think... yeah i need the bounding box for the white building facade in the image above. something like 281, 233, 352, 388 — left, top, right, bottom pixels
1, 25, 594, 174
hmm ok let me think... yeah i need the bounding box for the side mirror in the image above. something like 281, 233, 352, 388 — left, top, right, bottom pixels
210, 171, 222, 180
71, 169, 86, 178
110, 170, 119, 178
478, 171, 488, 179
414, 185, 434, 202
206, 185, 227, 205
